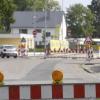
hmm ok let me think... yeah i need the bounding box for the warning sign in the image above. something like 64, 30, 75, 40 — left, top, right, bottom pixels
21, 37, 26, 43
84, 36, 92, 45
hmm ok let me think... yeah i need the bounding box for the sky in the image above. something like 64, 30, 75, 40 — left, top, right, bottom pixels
56, 0, 92, 11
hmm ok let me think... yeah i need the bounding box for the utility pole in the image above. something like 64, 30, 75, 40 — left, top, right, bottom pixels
44, 0, 47, 57
62, 0, 64, 40
32, 1, 36, 56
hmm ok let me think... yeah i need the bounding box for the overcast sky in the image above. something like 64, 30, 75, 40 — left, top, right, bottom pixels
56, 0, 92, 11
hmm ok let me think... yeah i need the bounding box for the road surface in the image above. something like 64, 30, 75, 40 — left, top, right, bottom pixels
0, 56, 100, 83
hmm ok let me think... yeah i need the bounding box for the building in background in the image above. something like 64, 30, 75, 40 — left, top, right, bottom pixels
10, 11, 67, 47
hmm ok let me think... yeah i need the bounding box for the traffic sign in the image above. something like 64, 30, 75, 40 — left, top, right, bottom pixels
33, 30, 37, 37
84, 36, 92, 44
21, 37, 26, 43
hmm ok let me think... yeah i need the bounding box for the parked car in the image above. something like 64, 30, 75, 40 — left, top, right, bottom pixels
0, 45, 18, 58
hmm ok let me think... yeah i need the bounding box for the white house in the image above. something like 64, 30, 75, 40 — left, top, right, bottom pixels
11, 11, 67, 47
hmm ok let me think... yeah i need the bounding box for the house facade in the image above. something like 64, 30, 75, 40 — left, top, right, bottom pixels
11, 11, 67, 47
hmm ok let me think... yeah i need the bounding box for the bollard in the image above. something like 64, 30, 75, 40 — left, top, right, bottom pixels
52, 70, 63, 84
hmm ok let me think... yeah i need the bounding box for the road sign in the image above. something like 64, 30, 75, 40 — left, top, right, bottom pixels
21, 37, 26, 43
84, 36, 92, 45
33, 30, 37, 37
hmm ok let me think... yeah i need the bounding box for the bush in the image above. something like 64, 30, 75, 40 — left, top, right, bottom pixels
29, 47, 44, 52
29, 48, 34, 52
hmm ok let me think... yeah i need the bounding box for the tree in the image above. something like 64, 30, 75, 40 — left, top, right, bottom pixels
89, 0, 100, 37
66, 4, 95, 37
0, 0, 16, 31
45, 0, 60, 11
13, 0, 27, 11
14, 0, 60, 11
42, 30, 46, 44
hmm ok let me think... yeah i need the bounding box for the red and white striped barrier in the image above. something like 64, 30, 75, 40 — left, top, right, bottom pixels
69, 48, 87, 53
50, 48, 87, 54
0, 84, 100, 99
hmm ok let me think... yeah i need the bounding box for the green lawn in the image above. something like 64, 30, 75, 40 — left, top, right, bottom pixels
29, 48, 44, 52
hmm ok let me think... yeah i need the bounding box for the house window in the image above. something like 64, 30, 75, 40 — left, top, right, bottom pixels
19, 29, 27, 34
46, 32, 51, 37
39, 41, 42, 45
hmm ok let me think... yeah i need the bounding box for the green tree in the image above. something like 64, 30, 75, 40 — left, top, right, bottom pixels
0, 0, 16, 31
14, 0, 60, 11
66, 4, 95, 37
13, 0, 27, 11
45, 0, 60, 11
89, 0, 100, 37
42, 30, 46, 44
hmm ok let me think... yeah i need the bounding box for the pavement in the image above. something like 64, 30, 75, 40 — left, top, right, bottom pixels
28, 52, 44, 56
81, 59, 100, 80
53, 58, 100, 83
28, 52, 100, 59
0, 53, 100, 85
0, 57, 45, 80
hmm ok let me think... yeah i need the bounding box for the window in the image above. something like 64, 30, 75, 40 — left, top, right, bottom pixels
39, 41, 42, 45
46, 32, 51, 37
19, 29, 27, 34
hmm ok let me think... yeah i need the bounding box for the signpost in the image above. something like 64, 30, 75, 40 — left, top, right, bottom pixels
84, 36, 92, 45
20, 37, 26, 57
84, 36, 93, 64
33, 30, 37, 38
33, 30, 37, 56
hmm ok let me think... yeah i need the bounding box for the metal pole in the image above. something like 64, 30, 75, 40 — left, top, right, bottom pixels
33, 13, 36, 56
62, 0, 63, 40
44, 0, 47, 57
33, 1, 36, 56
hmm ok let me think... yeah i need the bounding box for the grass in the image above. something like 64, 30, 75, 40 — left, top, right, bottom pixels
29, 48, 44, 52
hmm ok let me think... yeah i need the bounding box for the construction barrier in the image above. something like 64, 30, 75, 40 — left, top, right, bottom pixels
0, 83, 100, 99
50, 48, 87, 54
50, 40, 69, 52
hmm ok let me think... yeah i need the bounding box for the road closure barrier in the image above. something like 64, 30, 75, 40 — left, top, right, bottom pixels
0, 83, 100, 99
50, 48, 87, 54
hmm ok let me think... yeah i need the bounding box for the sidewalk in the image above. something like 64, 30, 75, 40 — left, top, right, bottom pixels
54, 58, 100, 83
0, 57, 45, 80
28, 52, 45, 56
27, 52, 100, 59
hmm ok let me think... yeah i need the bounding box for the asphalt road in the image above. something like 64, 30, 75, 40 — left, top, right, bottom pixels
0, 56, 100, 83
21, 58, 61, 81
